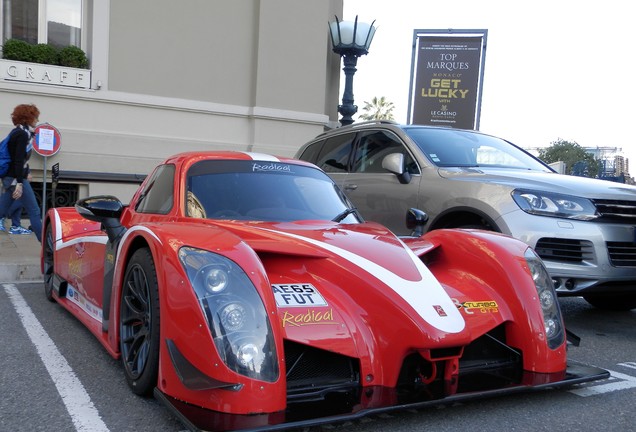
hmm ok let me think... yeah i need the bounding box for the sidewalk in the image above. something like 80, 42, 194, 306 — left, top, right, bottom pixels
0, 227, 42, 282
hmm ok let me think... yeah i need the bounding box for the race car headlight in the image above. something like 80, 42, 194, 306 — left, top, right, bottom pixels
204, 267, 229, 293
238, 342, 259, 366
219, 302, 247, 331
512, 189, 598, 221
524, 248, 565, 349
179, 247, 279, 382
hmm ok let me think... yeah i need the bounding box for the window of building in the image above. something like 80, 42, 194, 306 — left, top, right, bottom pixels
2, 0, 84, 49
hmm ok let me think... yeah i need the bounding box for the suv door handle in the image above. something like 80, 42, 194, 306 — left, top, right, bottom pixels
344, 184, 358, 191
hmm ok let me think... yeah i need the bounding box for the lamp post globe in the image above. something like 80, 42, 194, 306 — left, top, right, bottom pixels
329, 15, 376, 126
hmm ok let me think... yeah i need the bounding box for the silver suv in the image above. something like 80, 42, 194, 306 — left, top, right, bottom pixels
296, 121, 636, 310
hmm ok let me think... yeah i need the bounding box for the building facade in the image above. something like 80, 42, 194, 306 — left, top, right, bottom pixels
1, 0, 343, 205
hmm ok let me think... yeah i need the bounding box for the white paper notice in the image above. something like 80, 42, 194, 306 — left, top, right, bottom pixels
39, 129, 55, 151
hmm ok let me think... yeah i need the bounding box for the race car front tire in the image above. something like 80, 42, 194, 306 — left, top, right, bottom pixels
120, 247, 161, 396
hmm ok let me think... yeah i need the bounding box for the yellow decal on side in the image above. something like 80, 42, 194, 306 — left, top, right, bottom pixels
281, 308, 338, 327
453, 298, 499, 314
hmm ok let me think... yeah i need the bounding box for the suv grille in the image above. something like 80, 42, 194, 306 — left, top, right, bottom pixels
607, 241, 636, 267
593, 199, 636, 222
535, 238, 594, 263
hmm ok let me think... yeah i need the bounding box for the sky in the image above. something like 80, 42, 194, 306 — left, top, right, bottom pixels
49, 0, 82, 27
342, 0, 636, 167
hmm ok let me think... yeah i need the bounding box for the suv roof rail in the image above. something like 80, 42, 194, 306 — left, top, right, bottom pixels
318, 119, 400, 137
349, 119, 399, 127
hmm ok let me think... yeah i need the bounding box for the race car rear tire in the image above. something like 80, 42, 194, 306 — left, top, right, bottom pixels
120, 247, 160, 396
43, 224, 55, 302
583, 293, 636, 311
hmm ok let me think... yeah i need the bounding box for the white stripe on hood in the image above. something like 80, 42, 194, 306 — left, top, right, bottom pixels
258, 228, 465, 333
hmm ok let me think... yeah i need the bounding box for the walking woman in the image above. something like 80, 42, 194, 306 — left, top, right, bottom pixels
0, 104, 42, 242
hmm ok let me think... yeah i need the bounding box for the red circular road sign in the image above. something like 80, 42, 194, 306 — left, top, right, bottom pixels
33, 123, 62, 156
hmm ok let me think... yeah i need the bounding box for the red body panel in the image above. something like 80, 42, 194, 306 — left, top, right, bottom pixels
41, 151, 586, 426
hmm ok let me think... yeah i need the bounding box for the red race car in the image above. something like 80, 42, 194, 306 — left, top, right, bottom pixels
42, 151, 607, 431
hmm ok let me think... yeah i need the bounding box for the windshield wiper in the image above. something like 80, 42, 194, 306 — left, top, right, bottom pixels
332, 208, 359, 223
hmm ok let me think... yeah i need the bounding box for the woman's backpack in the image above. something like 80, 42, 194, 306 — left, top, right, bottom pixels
0, 129, 18, 177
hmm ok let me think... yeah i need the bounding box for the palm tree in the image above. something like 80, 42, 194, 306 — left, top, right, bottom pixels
358, 96, 395, 121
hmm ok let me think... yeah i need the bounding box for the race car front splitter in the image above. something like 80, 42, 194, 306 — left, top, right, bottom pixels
155, 361, 609, 432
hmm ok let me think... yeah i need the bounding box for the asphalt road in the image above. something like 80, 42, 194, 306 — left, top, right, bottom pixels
2, 282, 635, 432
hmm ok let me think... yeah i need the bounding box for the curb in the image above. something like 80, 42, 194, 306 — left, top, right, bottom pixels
0, 228, 43, 283
0, 262, 43, 282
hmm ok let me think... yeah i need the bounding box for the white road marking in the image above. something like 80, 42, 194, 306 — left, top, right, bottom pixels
569, 367, 636, 397
617, 362, 636, 370
4, 284, 110, 432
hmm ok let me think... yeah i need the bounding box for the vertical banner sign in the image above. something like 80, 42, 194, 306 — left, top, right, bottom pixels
408, 30, 487, 130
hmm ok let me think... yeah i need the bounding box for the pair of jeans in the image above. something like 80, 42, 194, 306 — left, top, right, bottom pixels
0, 177, 42, 242
4, 198, 24, 227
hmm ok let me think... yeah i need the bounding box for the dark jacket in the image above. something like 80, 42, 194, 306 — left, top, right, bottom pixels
7, 124, 32, 184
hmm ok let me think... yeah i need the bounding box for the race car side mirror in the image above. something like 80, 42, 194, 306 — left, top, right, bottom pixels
76, 195, 124, 221
382, 153, 412, 184
406, 208, 429, 237
76, 195, 126, 242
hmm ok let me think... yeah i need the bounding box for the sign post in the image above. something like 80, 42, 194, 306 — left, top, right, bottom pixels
33, 123, 62, 219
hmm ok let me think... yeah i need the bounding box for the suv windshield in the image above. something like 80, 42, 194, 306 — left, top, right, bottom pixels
403, 127, 552, 171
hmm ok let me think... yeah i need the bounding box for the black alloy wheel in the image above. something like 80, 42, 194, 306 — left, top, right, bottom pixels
120, 248, 160, 396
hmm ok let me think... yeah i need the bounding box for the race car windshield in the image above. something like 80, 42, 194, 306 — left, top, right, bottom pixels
186, 160, 359, 222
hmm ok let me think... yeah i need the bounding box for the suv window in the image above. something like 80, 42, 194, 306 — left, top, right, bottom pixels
352, 130, 420, 174
297, 140, 323, 165
314, 133, 355, 173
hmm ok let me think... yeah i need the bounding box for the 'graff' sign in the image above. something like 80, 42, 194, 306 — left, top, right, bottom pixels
0, 59, 91, 89
408, 30, 487, 130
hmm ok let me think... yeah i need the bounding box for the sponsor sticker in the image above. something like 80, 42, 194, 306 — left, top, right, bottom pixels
281, 308, 338, 327
252, 162, 292, 173
453, 298, 499, 314
272, 283, 328, 307
66, 286, 103, 322
433, 305, 448, 317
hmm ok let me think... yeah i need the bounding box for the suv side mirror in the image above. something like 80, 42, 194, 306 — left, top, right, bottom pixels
382, 153, 412, 184
406, 208, 429, 237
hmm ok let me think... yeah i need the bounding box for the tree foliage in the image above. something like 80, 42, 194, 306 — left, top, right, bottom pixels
538, 139, 600, 178
359, 96, 395, 121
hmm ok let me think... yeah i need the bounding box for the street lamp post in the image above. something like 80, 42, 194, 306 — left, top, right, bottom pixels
329, 15, 376, 126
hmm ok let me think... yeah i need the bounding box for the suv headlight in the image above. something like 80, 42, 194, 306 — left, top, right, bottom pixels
179, 247, 279, 382
512, 189, 598, 220
524, 248, 565, 349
